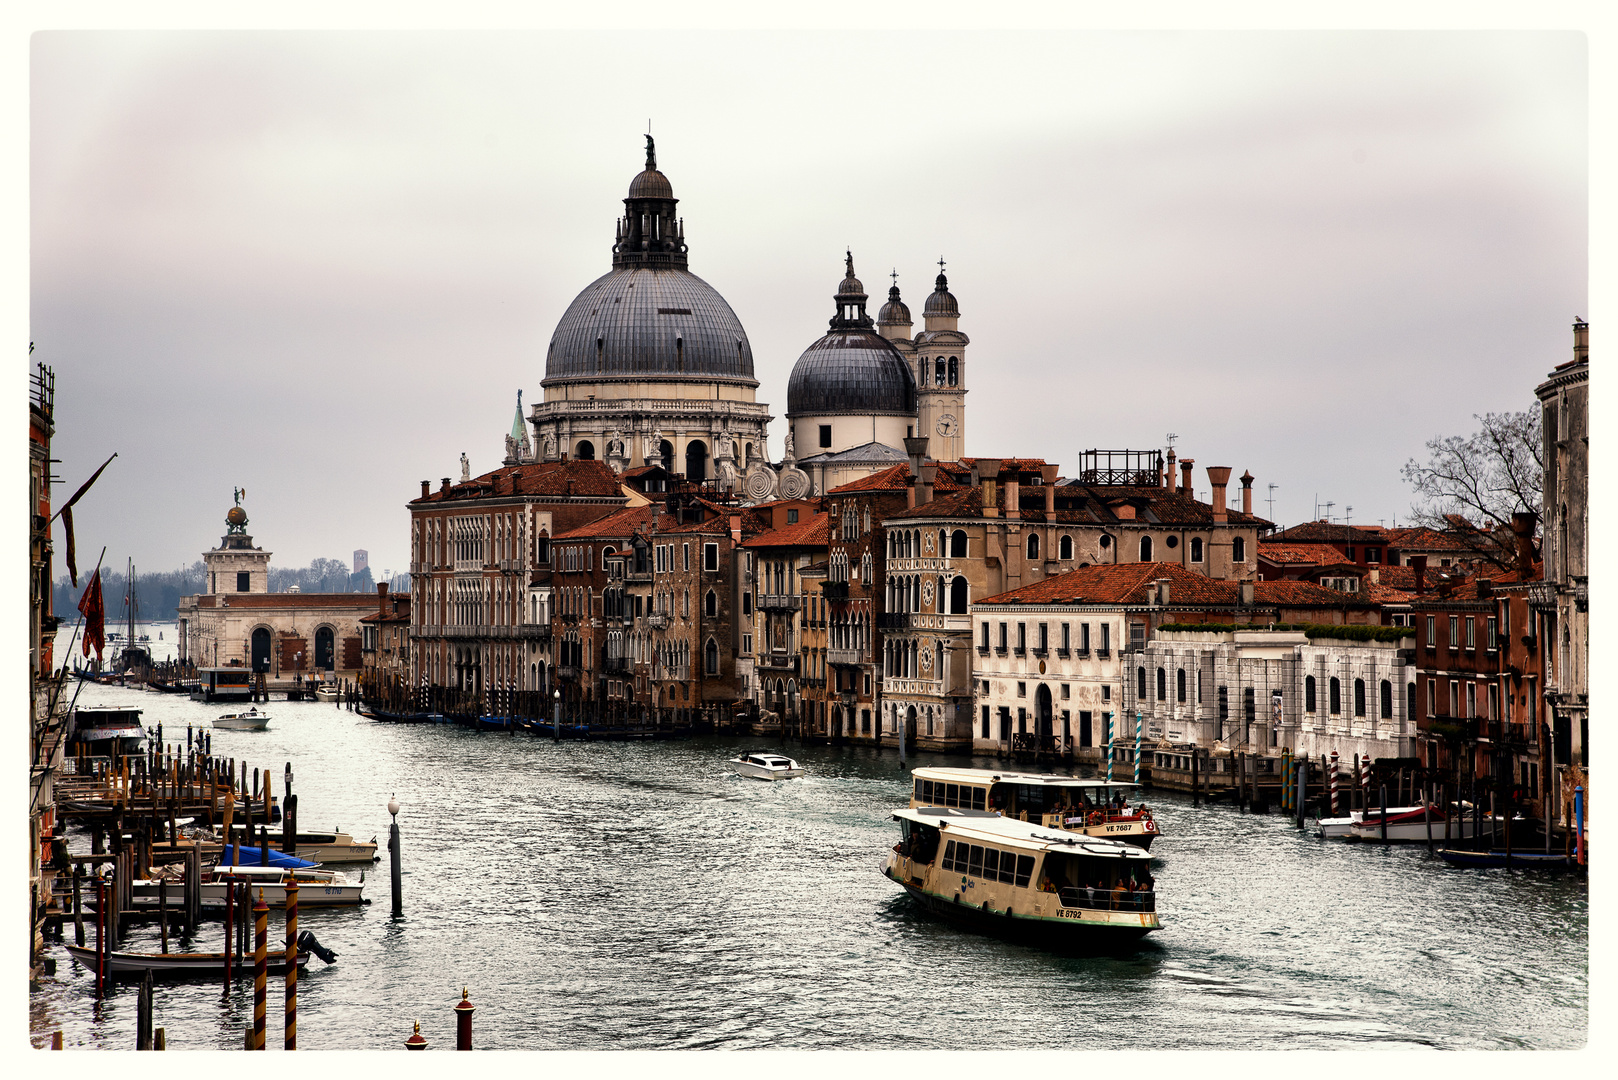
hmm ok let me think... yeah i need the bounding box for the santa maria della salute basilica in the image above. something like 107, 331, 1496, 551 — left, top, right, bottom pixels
511, 136, 969, 498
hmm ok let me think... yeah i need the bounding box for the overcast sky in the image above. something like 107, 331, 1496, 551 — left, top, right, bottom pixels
30, 28, 1587, 581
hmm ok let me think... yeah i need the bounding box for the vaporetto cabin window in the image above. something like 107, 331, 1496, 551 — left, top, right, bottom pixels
913, 779, 987, 810
941, 841, 1033, 887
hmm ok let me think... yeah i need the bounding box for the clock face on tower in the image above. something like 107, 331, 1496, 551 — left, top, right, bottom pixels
936, 414, 959, 438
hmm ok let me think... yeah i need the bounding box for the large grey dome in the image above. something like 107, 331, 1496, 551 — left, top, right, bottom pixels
541, 136, 756, 387
543, 267, 756, 385
787, 331, 916, 416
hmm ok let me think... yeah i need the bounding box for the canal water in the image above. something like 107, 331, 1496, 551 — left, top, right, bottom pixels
31, 681, 1587, 1050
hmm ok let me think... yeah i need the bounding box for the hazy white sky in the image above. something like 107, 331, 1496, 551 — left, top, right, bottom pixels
28, 26, 1588, 579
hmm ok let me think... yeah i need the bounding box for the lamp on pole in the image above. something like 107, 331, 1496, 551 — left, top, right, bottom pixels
553, 688, 561, 742
387, 794, 403, 918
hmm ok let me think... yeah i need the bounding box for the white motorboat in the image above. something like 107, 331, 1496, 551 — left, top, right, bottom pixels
219, 825, 380, 863
1345, 804, 1498, 843
314, 685, 339, 702
733, 753, 804, 780
215, 707, 270, 731
132, 864, 366, 909
1315, 807, 1424, 839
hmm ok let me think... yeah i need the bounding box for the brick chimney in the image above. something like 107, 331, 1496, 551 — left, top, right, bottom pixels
730, 514, 742, 544
1180, 457, 1195, 493
1240, 580, 1255, 606
377, 581, 389, 619
1154, 579, 1171, 606
1411, 555, 1427, 595
974, 458, 1002, 518
1207, 466, 1232, 524
1041, 463, 1058, 517
1574, 318, 1589, 364
904, 436, 930, 509
1511, 511, 1537, 574
441, 477, 452, 494
1004, 475, 1021, 521
1240, 470, 1254, 516
421, 480, 430, 499
1166, 449, 1177, 492
919, 463, 937, 506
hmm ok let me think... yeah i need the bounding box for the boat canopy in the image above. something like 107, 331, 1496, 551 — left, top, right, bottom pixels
910, 767, 1139, 790
892, 807, 1151, 861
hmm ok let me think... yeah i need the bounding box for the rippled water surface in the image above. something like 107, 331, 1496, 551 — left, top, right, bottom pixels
31, 681, 1587, 1050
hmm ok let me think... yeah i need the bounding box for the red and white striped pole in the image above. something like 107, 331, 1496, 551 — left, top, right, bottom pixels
251, 888, 268, 1050
1359, 754, 1371, 809
1329, 750, 1340, 814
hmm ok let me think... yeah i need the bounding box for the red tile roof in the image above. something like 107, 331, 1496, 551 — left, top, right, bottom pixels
978, 562, 1377, 609
738, 513, 830, 549
1259, 543, 1343, 566
551, 504, 656, 541
828, 464, 912, 493
196, 593, 379, 609
411, 459, 624, 503
1265, 520, 1388, 544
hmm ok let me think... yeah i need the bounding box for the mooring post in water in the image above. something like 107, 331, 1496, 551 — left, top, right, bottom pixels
1379, 784, 1389, 844
1424, 784, 1434, 853
405, 1020, 429, 1050
1574, 785, 1585, 865
898, 710, 906, 770
1191, 750, 1200, 807
137, 970, 153, 1050
72, 866, 84, 946
94, 877, 105, 1001
252, 888, 268, 1050
284, 876, 298, 1050
554, 689, 561, 742
159, 877, 169, 954
455, 987, 475, 1050
1328, 750, 1340, 815
1296, 759, 1308, 830
222, 871, 234, 996
389, 795, 403, 918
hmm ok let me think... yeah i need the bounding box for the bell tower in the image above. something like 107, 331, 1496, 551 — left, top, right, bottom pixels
914, 258, 968, 462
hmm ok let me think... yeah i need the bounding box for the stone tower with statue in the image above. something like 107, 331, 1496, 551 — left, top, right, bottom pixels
204, 488, 271, 595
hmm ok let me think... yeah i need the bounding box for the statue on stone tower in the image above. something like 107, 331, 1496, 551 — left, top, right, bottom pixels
460, 453, 470, 482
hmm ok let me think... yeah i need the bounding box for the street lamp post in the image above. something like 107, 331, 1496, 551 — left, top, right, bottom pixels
553, 688, 561, 742
387, 794, 402, 918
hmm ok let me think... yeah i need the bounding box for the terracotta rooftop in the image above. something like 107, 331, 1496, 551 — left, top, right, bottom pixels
978, 562, 1376, 609
410, 459, 624, 504
1265, 520, 1389, 544
551, 504, 656, 541
738, 513, 830, 549
828, 464, 911, 493
1258, 543, 1343, 566
193, 593, 380, 609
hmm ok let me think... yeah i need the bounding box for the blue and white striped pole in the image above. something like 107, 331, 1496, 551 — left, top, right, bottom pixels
1134, 711, 1142, 786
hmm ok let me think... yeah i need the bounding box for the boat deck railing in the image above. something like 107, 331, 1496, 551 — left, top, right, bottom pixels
1057, 886, 1156, 913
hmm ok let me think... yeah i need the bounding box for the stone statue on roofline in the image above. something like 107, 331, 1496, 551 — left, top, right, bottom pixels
460, 453, 471, 482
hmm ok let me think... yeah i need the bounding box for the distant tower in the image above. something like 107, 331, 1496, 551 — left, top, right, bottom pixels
204, 493, 270, 595
504, 390, 533, 465
353, 549, 369, 574
914, 259, 968, 462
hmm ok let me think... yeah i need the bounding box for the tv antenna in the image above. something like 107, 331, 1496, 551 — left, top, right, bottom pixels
1324, 500, 1335, 523
1166, 432, 1178, 452
1266, 482, 1278, 521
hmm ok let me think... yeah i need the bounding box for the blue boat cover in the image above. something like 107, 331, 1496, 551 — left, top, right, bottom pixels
221, 844, 319, 869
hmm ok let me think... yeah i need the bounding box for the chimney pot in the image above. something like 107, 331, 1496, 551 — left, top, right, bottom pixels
1166, 450, 1177, 492
421, 480, 430, 499
1240, 470, 1254, 516
1573, 318, 1589, 365
1411, 555, 1427, 595
1179, 458, 1195, 493
1240, 581, 1255, 606
441, 477, 452, 494
1041, 464, 1058, 516
974, 458, 1002, 518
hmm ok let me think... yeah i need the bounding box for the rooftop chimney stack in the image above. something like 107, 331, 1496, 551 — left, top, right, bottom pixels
1574, 318, 1589, 364
1180, 458, 1195, 494
441, 477, 452, 495
1041, 463, 1058, 517
974, 458, 1002, 518
1207, 466, 1232, 524
1411, 555, 1427, 595
904, 436, 930, 510
1511, 511, 1538, 574
1166, 449, 1177, 492
1240, 581, 1255, 606
1004, 475, 1021, 521
421, 480, 430, 500
1240, 471, 1254, 516
377, 581, 389, 619
920, 463, 938, 506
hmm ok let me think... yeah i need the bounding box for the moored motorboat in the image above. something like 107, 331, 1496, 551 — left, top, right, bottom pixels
733, 753, 804, 780
314, 684, 339, 701
884, 806, 1159, 949
1437, 848, 1582, 870
215, 707, 270, 731
1315, 807, 1424, 839
908, 767, 1161, 849
65, 943, 313, 978
137, 864, 366, 908
220, 825, 380, 863
1346, 804, 1499, 843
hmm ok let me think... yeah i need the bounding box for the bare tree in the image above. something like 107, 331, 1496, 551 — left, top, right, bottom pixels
1401, 409, 1542, 569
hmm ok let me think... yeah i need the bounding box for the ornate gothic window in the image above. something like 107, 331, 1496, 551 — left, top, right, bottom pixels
948, 356, 958, 386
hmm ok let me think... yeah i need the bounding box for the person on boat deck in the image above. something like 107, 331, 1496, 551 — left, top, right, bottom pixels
1110, 878, 1130, 909
1038, 870, 1058, 893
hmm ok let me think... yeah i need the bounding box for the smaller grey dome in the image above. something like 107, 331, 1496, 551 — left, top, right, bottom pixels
923, 270, 958, 317
877, 283, 911, 326
628, 168, 674, 200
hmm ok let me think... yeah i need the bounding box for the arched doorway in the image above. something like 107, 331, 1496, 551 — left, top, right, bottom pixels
1035, 684, 1053, 742
315, 626, 335, 670
950, 576, 968, 613
576, 440, 595, 461
251, 627, 272, 672
906, 704, 917, 742
659, 440, 674, 471
685, 439, 708, 482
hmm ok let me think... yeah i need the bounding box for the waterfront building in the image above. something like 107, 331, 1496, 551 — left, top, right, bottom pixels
406, 457, 625, 711
177, 497, 380, 687
1534, 319, 1589, 820
737, 505, 829, 731
358, 583, 412, 704
527, 137, 771, 488
797, 560, 831, 739
28, 361, 62, 983
549, 504, 657, 722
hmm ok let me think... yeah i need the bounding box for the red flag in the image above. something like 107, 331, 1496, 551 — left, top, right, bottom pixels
77, 573, 106, 663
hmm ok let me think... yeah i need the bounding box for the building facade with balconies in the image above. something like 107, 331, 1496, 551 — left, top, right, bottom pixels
738, 508, 829, 734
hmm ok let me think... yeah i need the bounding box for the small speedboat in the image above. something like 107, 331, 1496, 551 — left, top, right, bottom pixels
314, 685, 339, 702
215, 708, 270, 730
1438, 848, 1582, 870
733, 753, 804, 780
64, 929, 337, 979
1316, 807, 1424, 839
1346, 804, 1503, 843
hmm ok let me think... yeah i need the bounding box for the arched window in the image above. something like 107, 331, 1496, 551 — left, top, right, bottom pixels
685, 440, 709, 482
1381, 680, 1394, 719
951, 530, 968, 558
1059, 535, 1073, 560
1233, 536, 1247, 562
1354, 678, 1366, 717
1156, 667, 1166, 700
658, 440, 674, 471
1139, 535, 1153, 561
314, 626, 335, 671
948, 356, 958, 386
1027, 533, 1040, 560
950, 576, 968, 613
705, 638, 719, 676
1329, 677, 1341, 715
704, 590, 717, 618
1305, 675, 1316, 712
1218, 686, 1229, 721
934, 357, 946, 385
1176, 668, 1186, 703
1190, 537, 1203, 562
1244, 687, 1256, 722
576, 440, 595, 461
1137, 666, 1147, 698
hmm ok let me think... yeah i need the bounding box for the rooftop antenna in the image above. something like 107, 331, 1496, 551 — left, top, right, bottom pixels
1324, 500, 1335, 524
1267, 482, 1278, 521
1346, 505, 1353, 529
1166, 432, 1178, 452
